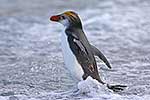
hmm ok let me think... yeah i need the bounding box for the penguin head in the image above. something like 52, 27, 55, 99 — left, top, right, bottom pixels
50, 11, 82, 29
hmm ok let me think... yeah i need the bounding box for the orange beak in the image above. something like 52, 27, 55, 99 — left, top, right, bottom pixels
50, 15, 61, 22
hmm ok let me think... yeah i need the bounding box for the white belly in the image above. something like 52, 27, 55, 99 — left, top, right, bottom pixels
61, 31, 84, 81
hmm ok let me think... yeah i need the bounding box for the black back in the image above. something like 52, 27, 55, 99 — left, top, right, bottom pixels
65, 28, 104, 83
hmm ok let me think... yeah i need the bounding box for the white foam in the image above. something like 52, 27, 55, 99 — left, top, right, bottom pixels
76, 77, 150, 100
77, 76, 109, 95
0, 77, 150, 100
0, 96, 8, 100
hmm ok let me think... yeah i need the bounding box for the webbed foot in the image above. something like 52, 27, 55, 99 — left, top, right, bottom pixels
107, 84, 127, 92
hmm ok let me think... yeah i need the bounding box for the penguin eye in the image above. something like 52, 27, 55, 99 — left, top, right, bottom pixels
61, 16, 65, 20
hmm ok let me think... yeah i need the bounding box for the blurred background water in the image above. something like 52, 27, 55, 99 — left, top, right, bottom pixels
0, 0, 150, 100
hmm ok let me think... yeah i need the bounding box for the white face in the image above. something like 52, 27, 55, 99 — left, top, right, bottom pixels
59, 19, 69, 27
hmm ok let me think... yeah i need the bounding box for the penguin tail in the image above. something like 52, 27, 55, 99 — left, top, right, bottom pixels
106, 84, 127, 92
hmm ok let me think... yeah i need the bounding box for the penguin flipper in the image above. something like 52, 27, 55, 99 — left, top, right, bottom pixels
90, 45, 111, 69
107, 84, 127, 92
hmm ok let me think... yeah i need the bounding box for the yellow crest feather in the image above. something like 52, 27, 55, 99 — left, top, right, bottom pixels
63, 11, 77, 18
